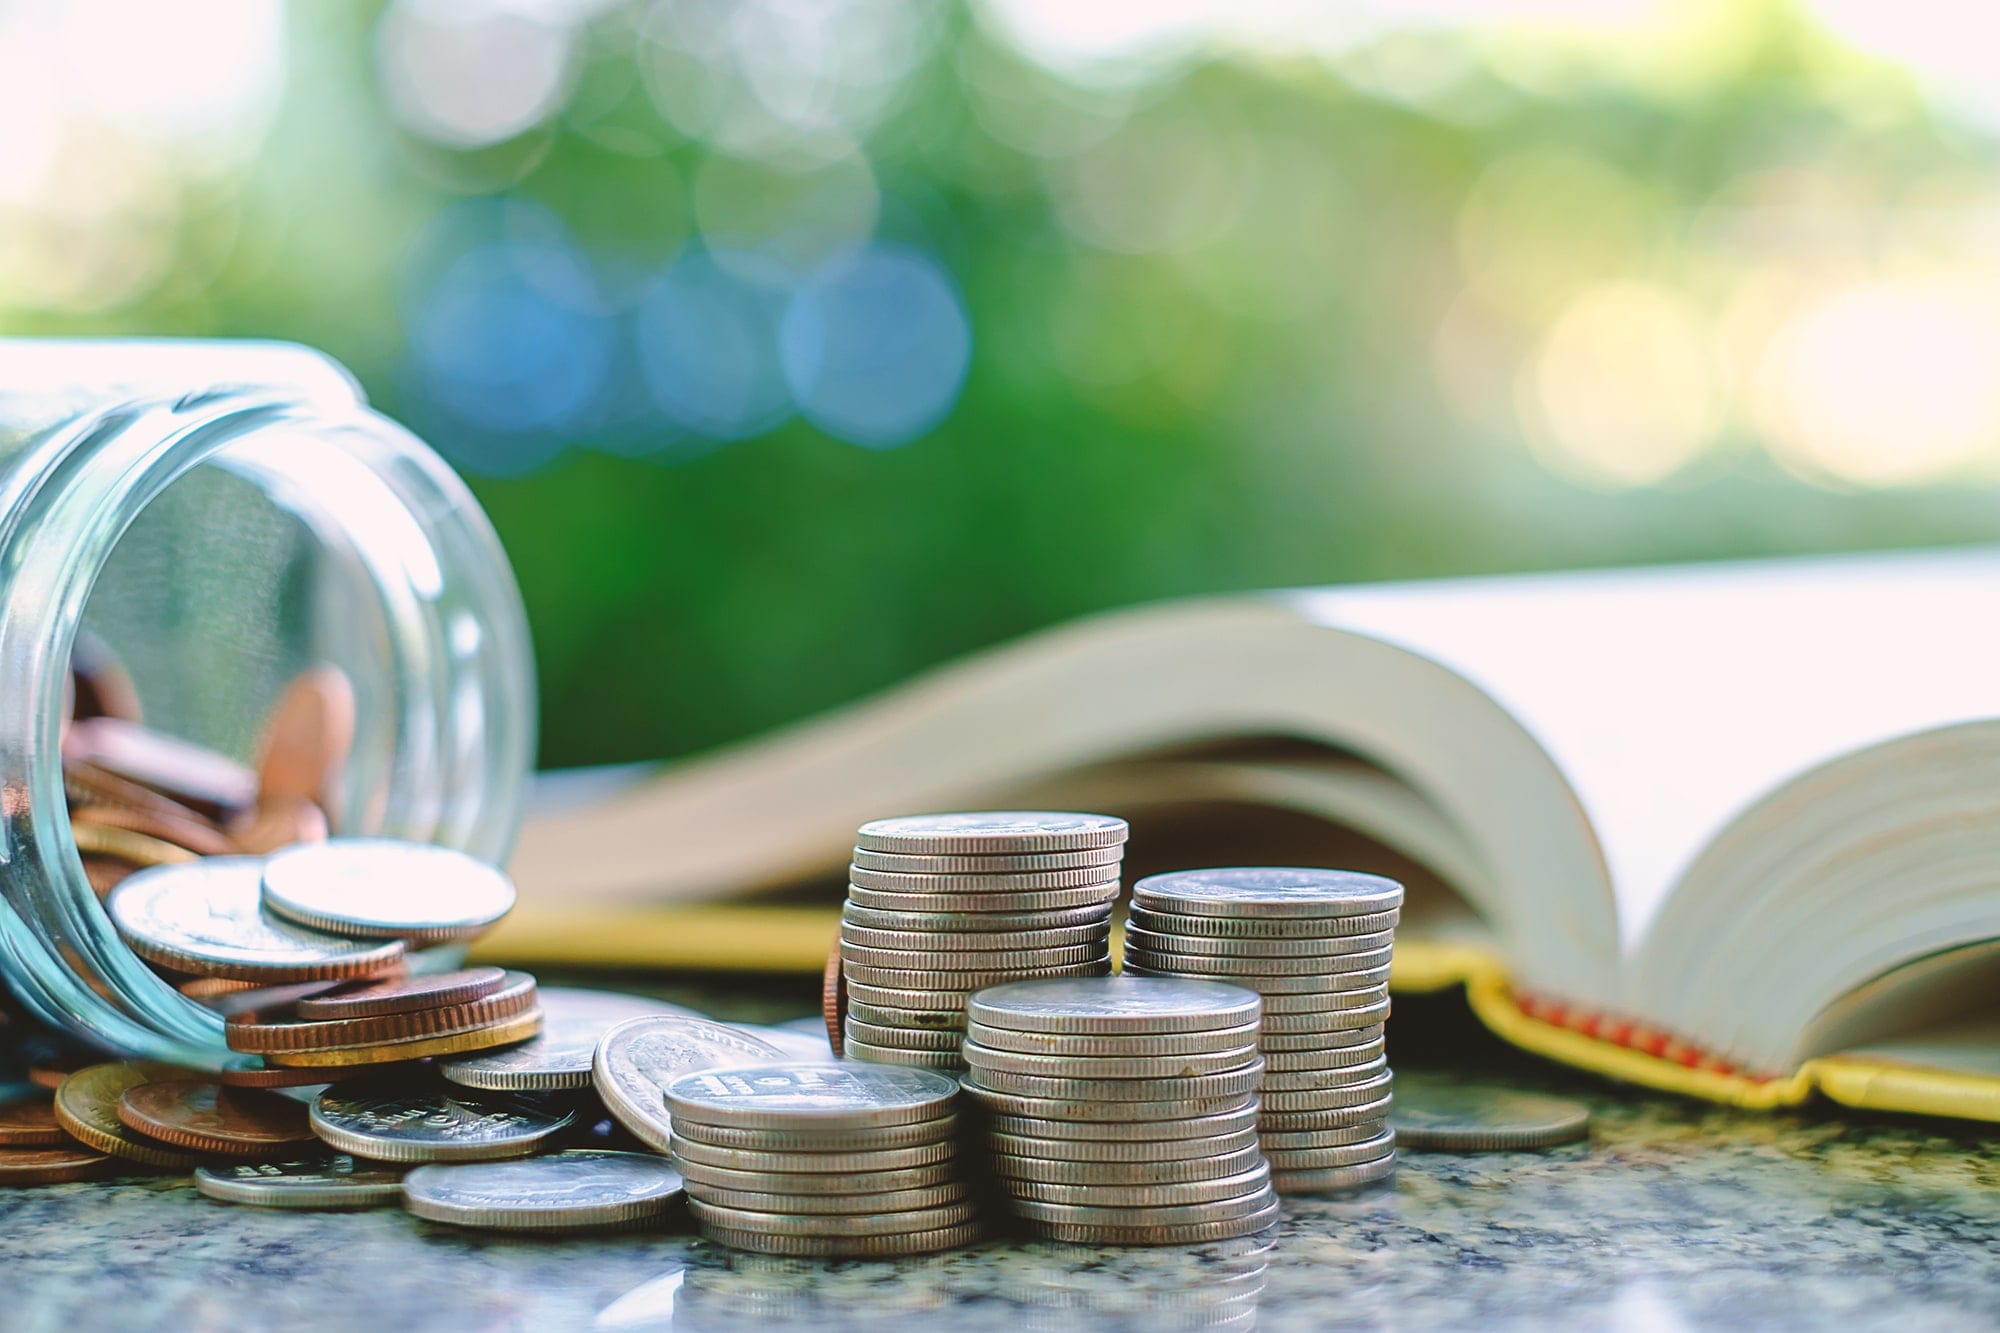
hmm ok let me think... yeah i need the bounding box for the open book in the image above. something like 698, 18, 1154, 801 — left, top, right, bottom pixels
489, 548, 2000, 1122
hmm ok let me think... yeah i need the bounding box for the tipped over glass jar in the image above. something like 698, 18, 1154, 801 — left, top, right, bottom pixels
0, 340, 535, 1065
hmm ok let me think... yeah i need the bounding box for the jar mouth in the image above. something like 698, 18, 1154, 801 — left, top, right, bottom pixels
0, 388, 533, 1064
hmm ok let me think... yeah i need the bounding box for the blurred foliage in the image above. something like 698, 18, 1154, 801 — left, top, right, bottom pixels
7, 1, 2000, 766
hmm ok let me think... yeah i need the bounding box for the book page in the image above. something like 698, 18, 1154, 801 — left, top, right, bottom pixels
1289, 547, 2000, 953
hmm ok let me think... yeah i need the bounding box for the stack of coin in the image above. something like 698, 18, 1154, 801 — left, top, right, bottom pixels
1122, 868, 1403, 1194
104, 842, 538, 1072
840, 812, 1127, 1069
665, 1062, 979, 1257
961, 976, 1281, 1244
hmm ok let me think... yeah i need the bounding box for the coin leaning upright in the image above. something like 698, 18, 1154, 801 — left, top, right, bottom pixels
590, 1015, 786, 1154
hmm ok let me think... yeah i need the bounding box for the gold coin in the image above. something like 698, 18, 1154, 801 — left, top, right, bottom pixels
53, 1062, 199, 1169
262, 1011, 542, 1068
70, 822, 198, 868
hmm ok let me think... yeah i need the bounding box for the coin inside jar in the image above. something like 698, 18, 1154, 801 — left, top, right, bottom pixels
107, 859, 406, 982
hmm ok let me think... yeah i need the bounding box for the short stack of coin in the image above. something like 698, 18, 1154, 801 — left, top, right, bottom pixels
1122, 868, 1403, 1194
839, 812, 1126, 1069
666, 1062, 979, 1257
961, 976, 1281, 1244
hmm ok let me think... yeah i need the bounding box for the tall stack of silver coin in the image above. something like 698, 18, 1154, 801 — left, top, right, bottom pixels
1122, 868, 1402, 1194
840, 812, 1126, 1069
665, 1062, 981, 1257
961, 976, 1282, 1244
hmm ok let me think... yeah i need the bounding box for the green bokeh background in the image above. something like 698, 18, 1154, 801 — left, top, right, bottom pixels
10, 1, 2000, 767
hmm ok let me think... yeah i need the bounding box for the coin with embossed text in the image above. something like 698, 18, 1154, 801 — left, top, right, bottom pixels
402, 1150, 685, 1231
591, 1016, 786, 1154
441, 988, 702, 1091
193, 1155, 405, 1209
107, 859, 404, 982
667, 1063, 958, 1132
309, 1080, 574, 1162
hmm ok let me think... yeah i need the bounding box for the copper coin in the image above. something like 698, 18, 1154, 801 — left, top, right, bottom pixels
71, 822, 198, 869
230, 795, 330, 855
0, 1144, 115, 1186
263, 1011, 544, 1069
179, 976, 265, 1001
81, 855, 136, 898
254, 666, 356, 812
193, 979, 354, 1021
216, 1060, 398, 1090
64, 756, 210, 825
63, 717, 258, 821
822, 938, 846, 1058
0, 1096, 68, 1147
27, 1056, 89, 1091
54, 1062, 200, 1169
226, 973, 539, 1054
296, 967, 509, 1021
72, 802, 235, 857
117, 1079, 318, 1157
69, 633, 143, 724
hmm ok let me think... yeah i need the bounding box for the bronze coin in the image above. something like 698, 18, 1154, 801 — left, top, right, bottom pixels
64, 757, 211, 826
69, 633, 144, 725
80, 855, 135, 898
63, 717, 258, 821
296, 967, 510, 1021
254, 666, 356, 812
263, 1010, 543, 1069
72, 802, 235, 857
226, 973, 539, 1054
0, 1144, 115, 1186
54, 1062, 200, 1169
27, 1055, 89, 1092
0, 1096, 68, 1147
117, 1079, 318, 1158
179, 976, 265, 1001
216, 1061, 399, 1090
230, 795, 330, 855
822, 937, 846, 1058
71, 822, 198, 869
194, 979, 354, 1020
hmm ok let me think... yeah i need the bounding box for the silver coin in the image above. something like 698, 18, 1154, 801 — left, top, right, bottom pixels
992, 1145, 1265, 1187
1269, 1154, 1397, 1194
1131, 868, 1404, 918
841, 1038, 965, 1069
983, 1102, 1261, 1140
840, 940, 1108, 971
852, 846, 1122, 873
843, 1019, 961, 1051
1258, 1120, 1388, 1150
666, 1063, 960, 1131
261, 839, 516, 944
309, 1082, 574, 1163
967, 1019, 1261, 1057
107, 859, 405, 981
962, 1058, 1264, 1102
961, 1085, 1258, 1122
1123, 924, 1397, 959
737, 1025, 838, 1063
844, 982, 978, 1013
1008, 1183, 1276, 1226
193, 1155, 404, 1210
842, 904, 1113, 933
839, 923, 1110, 952
967, 977, 1262, 1035
1123, 943, 1394, 977
691, 1181, 971, 1215
402, 1149, 684, 1230
670, 1115, 958, 1152
669, 1135, 958, 1173
675, 1158, 963, 1196
987, 1126, 1260, 1163
1122, 961, 1393, 993
846, 1000, 966, 1031
846, 883, 1122, 913
1029, 1199, 1279, 1246
855, 812, 1128, 855
693, 1219, 981, 1257
442, 988, 698, 1091
1262, 999, 1393, 1034
999, 1161, 1271, 1207
1388, 1076, 1592, 1151
1126, 904, 1401, 939
1261, 1129, 1395, 1172
590, 1016, 786, 1154
1260, 1022, 1385, 1052
1261, 986, 1393, 1014
1259, 1070, 1393, 1113
962, 1042, 1259, 1080
1257, 1093, 1394, 1132
851, 865, 1122, 893
690, 1196, 977, 1237
842, 957, 1110, 988
1263, 1040, 1388, 1072
1260, 1057, 1388, 1093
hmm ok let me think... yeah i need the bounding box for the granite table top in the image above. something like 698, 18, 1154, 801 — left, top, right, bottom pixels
3, 988, 1998, 1333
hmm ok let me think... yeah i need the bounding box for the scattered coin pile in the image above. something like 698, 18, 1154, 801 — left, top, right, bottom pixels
961, 976, 1281, 1244
666, 1062, 979, 1256
1122, 868, 1403, 1194
839, 812, 1126, 1069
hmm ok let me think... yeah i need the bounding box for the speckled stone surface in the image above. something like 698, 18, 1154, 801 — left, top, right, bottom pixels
4, 992, 1999, 1333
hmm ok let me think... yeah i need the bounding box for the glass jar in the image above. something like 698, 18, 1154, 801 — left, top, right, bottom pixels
0, 339, 535, 1066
